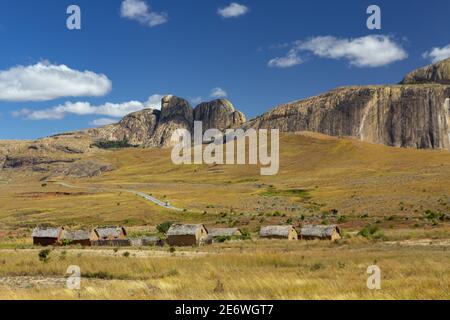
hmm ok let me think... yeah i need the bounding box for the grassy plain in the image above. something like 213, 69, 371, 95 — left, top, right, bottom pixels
0, 132, 449, 299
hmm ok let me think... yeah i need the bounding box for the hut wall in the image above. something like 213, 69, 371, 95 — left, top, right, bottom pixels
69, 239, 92, 247
33, 237, 59, 246
167, 235, 198, 246
92, 239, 131, 247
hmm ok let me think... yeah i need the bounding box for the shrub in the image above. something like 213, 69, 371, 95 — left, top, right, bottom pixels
123, 251, 130, 258
91, 140, 138, 149
216, 236, 232, 243
157, 221, 173, 234
310, 262, 323, 271
358, 225, 386, 240
240, 229, 252, 240
424, 210, 443, 225
61, 239, 72, 246
358, 225, 379, 238
38, 249, 51, 262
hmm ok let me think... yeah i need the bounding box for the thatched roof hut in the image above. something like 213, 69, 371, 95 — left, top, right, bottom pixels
94, 227, 127, 240
61, 229, 98, 246
260, 225, 298, 240
32, 227, 64, 246
206, 228, 242, 244
166, 224, 208, 246
300, 225, 341, 241
209, 228, 242, 237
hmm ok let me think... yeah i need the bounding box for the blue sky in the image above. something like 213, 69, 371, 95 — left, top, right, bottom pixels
0, 0, 449, 139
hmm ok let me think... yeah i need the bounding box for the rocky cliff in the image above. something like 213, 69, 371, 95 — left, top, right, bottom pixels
246, 59, 450, 150
194, 99, 246, 132
401, 58, 450, 85
87, 96, 247, 147
87, 109, 160, 146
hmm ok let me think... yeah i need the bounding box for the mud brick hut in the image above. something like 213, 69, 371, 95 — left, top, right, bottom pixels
300, 225, 341, 241
206, 228, 242, 244
94, 227, 127, 240
32, 227, 64, 246
166, 224, 208, 246
259, 225, 298, 240
61, 229, 99, 246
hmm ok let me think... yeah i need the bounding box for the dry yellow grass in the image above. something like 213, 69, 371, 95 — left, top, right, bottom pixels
0, 241, 449, 300
1, 133, 448, 237
0, 133, 449, 299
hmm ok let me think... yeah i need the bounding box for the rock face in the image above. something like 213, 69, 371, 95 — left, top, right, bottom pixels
87, 95, 247, 147
245, 59, 450, 150
148, 96, 194, 147
87, 109, 160, 146
194, 99, 246, 132
401, 58, 450, 85
245, 85, 450, 150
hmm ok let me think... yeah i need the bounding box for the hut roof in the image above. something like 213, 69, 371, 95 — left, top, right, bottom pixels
167, 224, 206, 236
260, 225, 295, 237
61, 230, 91, 241
95, 227, 126, 238
209, 228, 241, 237
32, 227, 63, 238
300, 225, 340, 238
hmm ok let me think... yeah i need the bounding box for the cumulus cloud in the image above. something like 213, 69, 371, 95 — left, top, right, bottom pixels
268, 35, 407, 68
218, 3, 249, 18
0, 62, 112, 102
13, 94, 165, 121
120, 0, 168, 27
268, 51, 303, 68
423, 44, 450, 63
210, 87, 228, 98
90, 118, 118, 126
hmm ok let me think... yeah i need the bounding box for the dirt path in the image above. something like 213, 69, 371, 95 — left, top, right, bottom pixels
54, 182, 183, 211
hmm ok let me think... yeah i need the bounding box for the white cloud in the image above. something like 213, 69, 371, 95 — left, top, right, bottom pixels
120, 0, 168, 27
210, 87, 227, 98
13, 94, 165, 121
423, 44, 450, 63
218, 3, 249, 18
90, 118, 118, 126
268, 51, 302, 68
268, 35, 407, 68
0, 62, 112, 102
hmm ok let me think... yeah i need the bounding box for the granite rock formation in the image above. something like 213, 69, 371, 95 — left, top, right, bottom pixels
401, 58, 450, 85
246, 59, 450, 150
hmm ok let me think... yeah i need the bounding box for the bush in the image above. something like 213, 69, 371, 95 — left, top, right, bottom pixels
424, 210, 443, 225
38, 249, 51, 262
157, 221, 173, 234
91, 140, 138, 149
216, 236, 232, 243
358, 225, 379, 238
240, 229, 252, 241
123, 251, 130, 258
358, 225, 386, 240
61, 239, 72, 246
310, 262, 323, 271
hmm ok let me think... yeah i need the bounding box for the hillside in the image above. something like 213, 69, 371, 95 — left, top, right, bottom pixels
1, 132, 449, 241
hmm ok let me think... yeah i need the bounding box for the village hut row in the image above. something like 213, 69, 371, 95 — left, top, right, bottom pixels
32, 224, 341, 247
260, 225, 341, 241
32, 226, 127, 247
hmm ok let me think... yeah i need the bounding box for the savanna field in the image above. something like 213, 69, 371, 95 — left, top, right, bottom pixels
0, 133, 449, 299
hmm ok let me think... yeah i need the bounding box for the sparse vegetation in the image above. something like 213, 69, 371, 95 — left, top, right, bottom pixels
91, 140, 138, 149
38, 249, 51, 263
